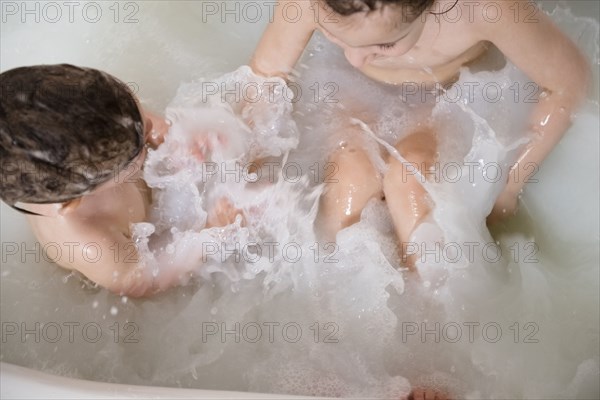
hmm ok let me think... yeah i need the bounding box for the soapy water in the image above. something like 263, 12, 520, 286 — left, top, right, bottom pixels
132, 5, 598, 396
0, 3, 598, 399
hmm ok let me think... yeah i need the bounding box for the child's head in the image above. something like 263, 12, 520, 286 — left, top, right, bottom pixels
0, 64, 145, 209
324, 0, 434, 17
318, 0, 436, 68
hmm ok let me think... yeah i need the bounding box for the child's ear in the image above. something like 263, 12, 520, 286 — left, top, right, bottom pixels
144, 112, 168, 148
144, 117, 153, 138
59, 198, 82, 215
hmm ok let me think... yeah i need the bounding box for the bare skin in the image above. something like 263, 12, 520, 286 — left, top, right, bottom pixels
409, 387, 448, 400
21, 111, 240, 298
250, 0, 589, 261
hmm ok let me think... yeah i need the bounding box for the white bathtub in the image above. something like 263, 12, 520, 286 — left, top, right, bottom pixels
1, 362, 316, 399
1, 1, 599, 399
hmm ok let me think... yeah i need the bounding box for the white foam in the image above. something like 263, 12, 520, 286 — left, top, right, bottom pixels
0, 3, 598, 399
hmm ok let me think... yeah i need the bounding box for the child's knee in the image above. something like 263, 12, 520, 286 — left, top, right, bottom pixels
394, 129, 438, 165
383, 157, 427, 193
382, 168, 424, 198
384, 130, 438, 188
326, 145, 381, 189
324, 167, 382, 201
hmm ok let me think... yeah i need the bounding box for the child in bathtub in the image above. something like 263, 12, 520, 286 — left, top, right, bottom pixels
249, 0, 589, 266
0, 64, 241, 297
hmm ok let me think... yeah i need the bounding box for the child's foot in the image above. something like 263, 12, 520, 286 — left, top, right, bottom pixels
408, 387, 449, 400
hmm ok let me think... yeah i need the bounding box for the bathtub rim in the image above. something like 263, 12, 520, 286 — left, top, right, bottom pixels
0, 362, 329, 400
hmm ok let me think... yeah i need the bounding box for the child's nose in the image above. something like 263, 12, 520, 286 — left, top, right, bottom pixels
344, 48, 373, 68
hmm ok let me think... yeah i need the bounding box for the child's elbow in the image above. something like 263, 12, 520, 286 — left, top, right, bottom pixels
111, 269, 193, 298
113, 282, 157, 298
105, 270, 160, 298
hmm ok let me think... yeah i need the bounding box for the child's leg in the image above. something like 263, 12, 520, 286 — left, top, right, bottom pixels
383, 129, 438, 268
318, 125, 383, 242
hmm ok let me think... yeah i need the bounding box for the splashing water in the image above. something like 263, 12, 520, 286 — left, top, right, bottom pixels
0, 3, 598, 399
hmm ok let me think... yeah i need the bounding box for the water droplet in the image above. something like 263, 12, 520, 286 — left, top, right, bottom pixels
110, 306, 119, 316
92, 301, 99, 309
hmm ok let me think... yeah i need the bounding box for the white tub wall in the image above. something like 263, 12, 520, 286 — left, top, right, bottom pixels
539, 0, 600, 18
0, 363, 323, 400
0, 1, 268, 111
539, 0, 600, 102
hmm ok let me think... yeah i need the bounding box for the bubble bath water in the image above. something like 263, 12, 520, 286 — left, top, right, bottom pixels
0, 2, 598, 399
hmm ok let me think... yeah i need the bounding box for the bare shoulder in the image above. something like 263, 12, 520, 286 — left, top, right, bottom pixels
27, 211, 121, 270
250, 0, 317, 78
274, 0, 319, 26
465, 0, 588, 97
37, 213, 145, 292
466, 0, 546, 35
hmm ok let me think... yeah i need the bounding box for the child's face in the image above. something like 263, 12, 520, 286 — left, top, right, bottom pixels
317, 3, 426, 68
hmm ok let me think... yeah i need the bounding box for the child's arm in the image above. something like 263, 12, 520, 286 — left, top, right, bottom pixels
249, 0, 317, 78
60, 200, 243, 298
61, 230, 196, 298
476, 0, 590, 222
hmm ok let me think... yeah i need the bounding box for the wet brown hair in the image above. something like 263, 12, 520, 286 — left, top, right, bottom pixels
0, 64, 144, 207
324, 0, 436, 18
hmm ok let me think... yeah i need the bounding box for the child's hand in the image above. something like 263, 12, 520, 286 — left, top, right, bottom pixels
487, 188, 519, 225
190, 135, 210, 161
190, 132, 231, 162
207, 197, 245, 228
